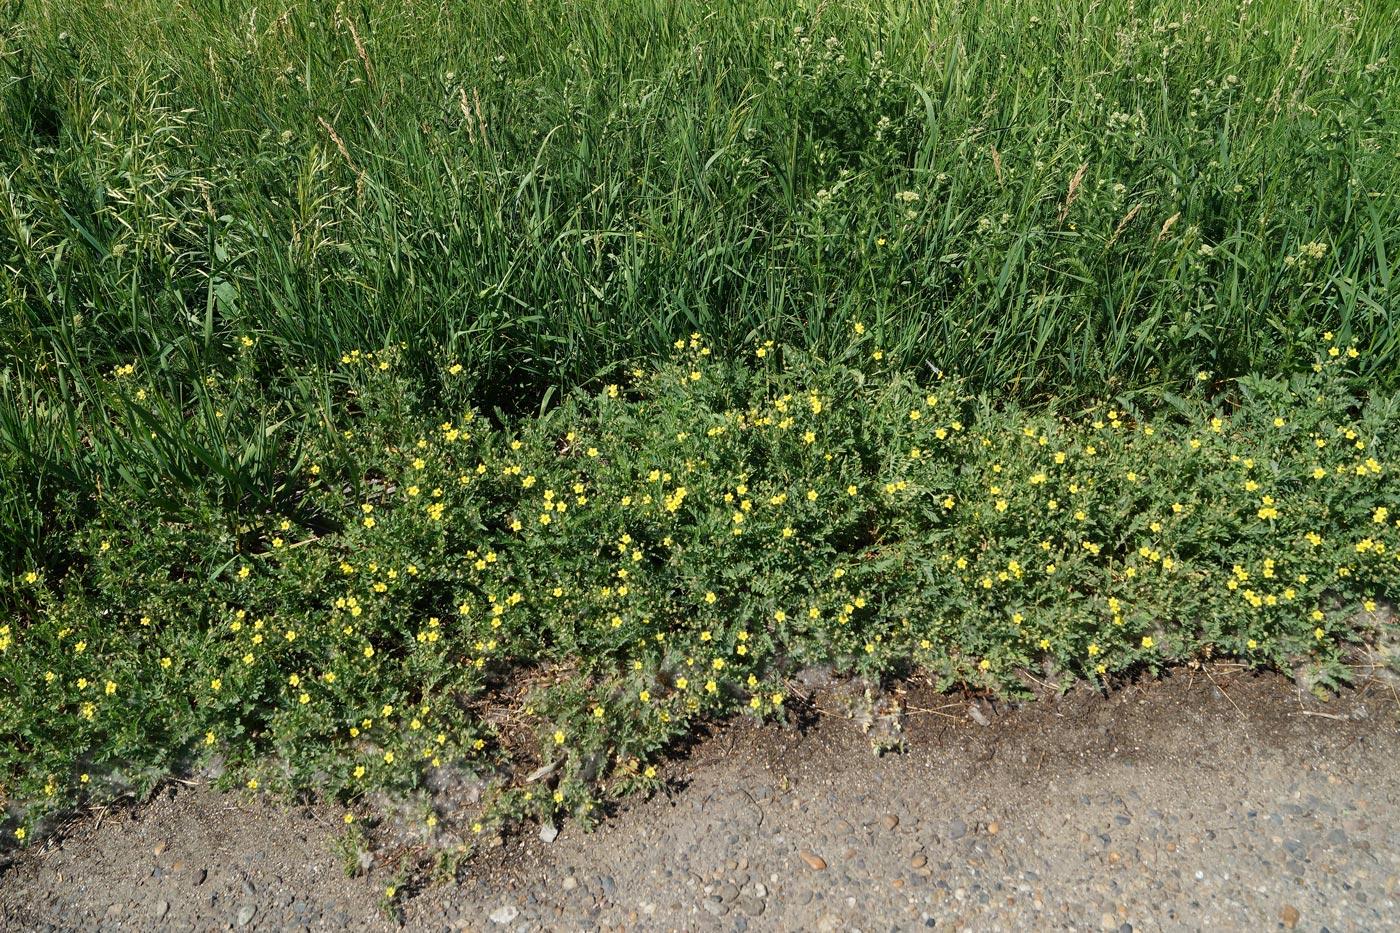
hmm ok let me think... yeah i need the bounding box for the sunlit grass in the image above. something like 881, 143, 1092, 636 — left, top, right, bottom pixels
0, 0, 1397, 854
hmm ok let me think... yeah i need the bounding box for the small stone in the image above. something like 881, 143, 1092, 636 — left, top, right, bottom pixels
949, 819, 967, 840
539, 823, 559, 844
968, 702, 991, 727
489, 905, 520, 925
153, 841, 167, 857
241, 877, 256, 897
602, 876, 617, 899
736, 895, 765, 916
1281, 905, 1300, 929
561, 876, 578, 892
1101, 912, 1119, 931
154, 900, 170, 920
702, 897, 728, 916
798, 850, 827, 871
191, 868, 207, 887
236, 904, 257, 927
881, 814, 900, 831
987, 822, 1000, 835
911, 854, 928, 869
892, 879, 905, 889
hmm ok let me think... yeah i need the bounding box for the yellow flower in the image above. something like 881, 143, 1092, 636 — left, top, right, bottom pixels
553, 730, 565, 745
1140, 636, 1154, 649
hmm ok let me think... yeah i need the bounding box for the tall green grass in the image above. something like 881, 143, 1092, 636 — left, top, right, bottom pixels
1, 0, 1398, 570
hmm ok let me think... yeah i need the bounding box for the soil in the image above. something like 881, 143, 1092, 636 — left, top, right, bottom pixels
2, 664, 1398, 932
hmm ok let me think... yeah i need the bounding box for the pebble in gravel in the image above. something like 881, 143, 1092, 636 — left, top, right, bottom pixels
489, 904, 520, 924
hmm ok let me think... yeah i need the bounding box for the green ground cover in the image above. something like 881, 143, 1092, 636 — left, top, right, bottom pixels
3, 337, 1397, 847
1, 0, 1397, 849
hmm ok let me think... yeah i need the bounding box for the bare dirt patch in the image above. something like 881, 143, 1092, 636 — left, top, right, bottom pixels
3, 665, 1397, 932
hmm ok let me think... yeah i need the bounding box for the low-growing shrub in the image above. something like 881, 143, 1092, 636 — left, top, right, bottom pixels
1, 332, 1396, 846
